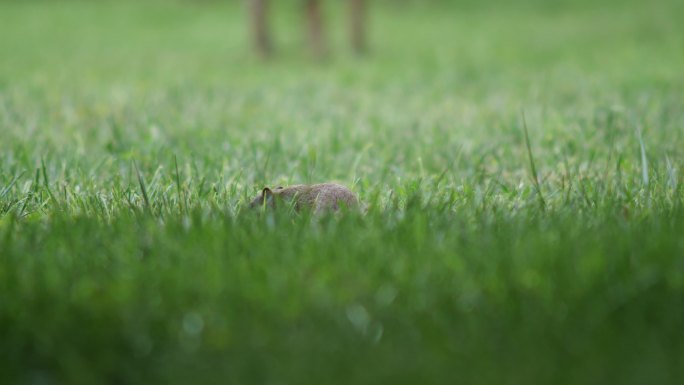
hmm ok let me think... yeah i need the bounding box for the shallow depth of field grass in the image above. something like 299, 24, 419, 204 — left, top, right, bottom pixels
1, 0, 684, 384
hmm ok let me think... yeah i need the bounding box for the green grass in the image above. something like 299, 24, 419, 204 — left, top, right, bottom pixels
1, 0, 684, 384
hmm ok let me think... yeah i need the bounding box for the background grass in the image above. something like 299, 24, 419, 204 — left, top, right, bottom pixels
1, 0, 684, 384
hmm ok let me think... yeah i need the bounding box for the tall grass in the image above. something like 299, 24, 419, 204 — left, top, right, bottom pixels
1, 0, 684, 384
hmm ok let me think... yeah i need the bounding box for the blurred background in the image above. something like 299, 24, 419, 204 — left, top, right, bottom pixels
2, 0, 682, 186
3, 0, 682, 85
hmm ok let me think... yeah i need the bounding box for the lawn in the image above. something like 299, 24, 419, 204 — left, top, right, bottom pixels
1, 0, 684, 384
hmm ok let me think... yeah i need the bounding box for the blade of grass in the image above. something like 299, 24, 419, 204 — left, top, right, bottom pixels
174, 155, 185, 215
133, 161, 151, 213
0, 171, 25, 201
41, 157, 61, 210
521, 110, 546, 211
666, 155, 677, 191
636, 123, 649, 187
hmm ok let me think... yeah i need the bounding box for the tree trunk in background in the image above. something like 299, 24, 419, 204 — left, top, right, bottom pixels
306, 0, 325, 59
350, 0, 366, 55
251, 0, 272, 57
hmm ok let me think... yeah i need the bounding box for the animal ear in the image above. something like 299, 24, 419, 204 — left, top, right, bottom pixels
262, 187, 275, 206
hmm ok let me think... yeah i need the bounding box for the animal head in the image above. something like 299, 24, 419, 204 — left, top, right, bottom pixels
249, 186, 283, 209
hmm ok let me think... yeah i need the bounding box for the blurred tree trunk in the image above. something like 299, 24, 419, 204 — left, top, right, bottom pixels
250, 0, 272, 57
349, 0, 366, 55
306, 0, 325, 59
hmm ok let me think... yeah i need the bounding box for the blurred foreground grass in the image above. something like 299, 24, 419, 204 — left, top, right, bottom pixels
1, 0, 684, 384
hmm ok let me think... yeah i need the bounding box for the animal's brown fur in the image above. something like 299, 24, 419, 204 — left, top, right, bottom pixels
249, 183, 359, 213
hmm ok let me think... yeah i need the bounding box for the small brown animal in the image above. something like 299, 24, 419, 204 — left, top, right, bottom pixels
249, 183, 359, 213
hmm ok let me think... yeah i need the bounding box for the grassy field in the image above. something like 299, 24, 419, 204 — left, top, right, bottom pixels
1, 0, 684, 384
